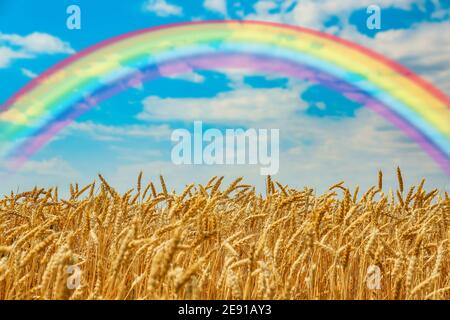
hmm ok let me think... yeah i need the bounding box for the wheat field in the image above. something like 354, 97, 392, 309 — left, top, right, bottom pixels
0, 168, 449, 300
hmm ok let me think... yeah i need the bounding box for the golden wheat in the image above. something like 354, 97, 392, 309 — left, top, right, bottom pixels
0, 169, 449, 300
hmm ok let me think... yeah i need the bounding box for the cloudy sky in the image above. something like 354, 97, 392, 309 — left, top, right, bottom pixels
0, 0, 449, 194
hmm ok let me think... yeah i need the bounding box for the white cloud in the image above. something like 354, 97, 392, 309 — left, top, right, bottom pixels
246, 0, 424, 29
278, 108, 449, 192
166, 71, 206, 83
69, 121, 173, 141
291, 0, 421, 29
254, 0, 278, 13
143, 0, 183, 17
0, 157, 82, 195
1, 158, 78, 190
204, 0, 227, 16
0, 31, 74, 68
430, 0, 450, 19
101, 107, 450, 195
137, 84, 308, 123
156, 61, 207, 83
109, 145, 163, 161
19, 157, 78, 176
338, 21, 450, 94
0, 46, 30, 68
0, 32, 74, 54
21, 67, 38, 78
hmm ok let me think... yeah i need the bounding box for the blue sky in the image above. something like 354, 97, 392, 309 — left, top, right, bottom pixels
0, 0, 449, 194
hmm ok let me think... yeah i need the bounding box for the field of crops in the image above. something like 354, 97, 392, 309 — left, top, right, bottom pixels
0, 168, 449, 300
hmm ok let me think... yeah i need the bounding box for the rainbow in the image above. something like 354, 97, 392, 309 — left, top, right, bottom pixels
1, 20, 450, 175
